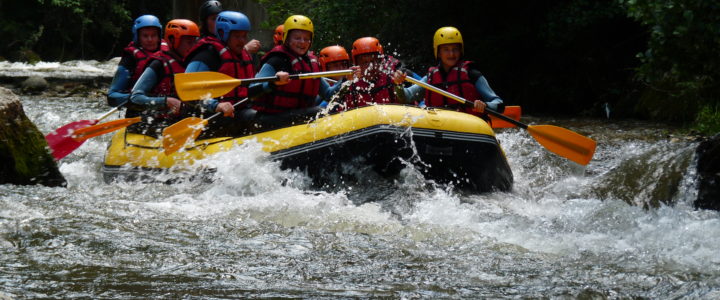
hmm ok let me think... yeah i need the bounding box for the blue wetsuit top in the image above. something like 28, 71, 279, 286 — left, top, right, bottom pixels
107, 54, 136, 107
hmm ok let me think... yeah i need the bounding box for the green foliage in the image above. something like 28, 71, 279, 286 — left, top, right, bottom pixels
694, 104, 720, 135
618, 0, 720, 124
0, 0, 170, 61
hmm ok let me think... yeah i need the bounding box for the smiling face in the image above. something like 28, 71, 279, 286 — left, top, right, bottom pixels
138, 27, 160, 51
226, 30, 248, 56
286, 30, 312, 56
438, 43, 462, 70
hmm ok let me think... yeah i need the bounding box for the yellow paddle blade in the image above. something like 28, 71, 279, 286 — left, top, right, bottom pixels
161, 117, 209, 155
527, 125, 597, 166
174, 72, 241, 101
72, 117, 142, 141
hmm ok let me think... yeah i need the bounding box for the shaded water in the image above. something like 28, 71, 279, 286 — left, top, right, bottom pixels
1, 69, 720, 298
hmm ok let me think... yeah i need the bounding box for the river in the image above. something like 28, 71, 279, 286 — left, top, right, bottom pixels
1, 61, 719, 298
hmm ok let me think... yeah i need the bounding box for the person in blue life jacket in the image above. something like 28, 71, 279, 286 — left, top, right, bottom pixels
248, 15, 343, 130
391, 26, 504, 121
107, 15, 168, 109
127, 19, 200, 136
185, 11, 259, 137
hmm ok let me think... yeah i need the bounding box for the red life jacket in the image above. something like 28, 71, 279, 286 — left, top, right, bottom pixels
187, 36, 255, 104
343, 56, 399, 109
253, 45, 321, 113
148, 51, 186, 97
123, 40, 169, 85
425, 61, 480, 115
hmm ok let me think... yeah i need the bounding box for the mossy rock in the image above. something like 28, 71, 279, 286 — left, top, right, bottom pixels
0, 87, 66, 187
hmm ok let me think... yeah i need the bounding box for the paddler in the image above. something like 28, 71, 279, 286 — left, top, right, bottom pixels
184, 11, 259, 136
272, 24, 284, 47
248, 15, 342, 129
391, 27, 504, 120
333, 37, 407, 111
199, 1, 260, 54
127, 19, 200, 135
318, 45, 351, 84
107, 15, 168, 108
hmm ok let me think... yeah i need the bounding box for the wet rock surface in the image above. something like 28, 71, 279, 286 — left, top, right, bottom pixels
695, 134, 720, 211
0, 87, 66, 187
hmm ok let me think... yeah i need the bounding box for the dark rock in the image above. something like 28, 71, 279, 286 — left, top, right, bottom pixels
20, 76, 49, 94
0, 87, 66, 187
695, 134, 720, 211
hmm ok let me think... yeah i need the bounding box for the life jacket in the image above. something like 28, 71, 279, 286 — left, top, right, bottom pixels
343, 56, 399, 109
123, 40, 169, 86
148, 51, 186, 97
253, 45, 321, 113
425, 61, 481, 115
186, 37, 255, 104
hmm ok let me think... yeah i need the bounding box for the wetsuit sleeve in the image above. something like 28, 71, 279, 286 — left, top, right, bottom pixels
185, 48, 220, 73
396, 75, 427, 104
318, 76, 343, 101
130, 60, 167, 110
474, 76, 504, 112
106, 55, 136, 107
249, 63, 279, 96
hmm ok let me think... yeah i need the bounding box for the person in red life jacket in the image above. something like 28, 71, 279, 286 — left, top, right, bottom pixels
392, 27, 504, 120
185, 11, 259, 136
127, 19, 201, 135
272, 24, 284, 46
107, 15, 168, 108
248, 15, 342, 129
199, 1, 261, 55
333, 37, 408, 111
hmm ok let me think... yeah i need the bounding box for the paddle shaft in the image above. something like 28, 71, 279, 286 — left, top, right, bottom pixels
205, 98, 249, 121
405, 76, 527, 129
238, 69, 354, 86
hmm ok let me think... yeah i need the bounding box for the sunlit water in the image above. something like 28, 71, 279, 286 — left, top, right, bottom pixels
1, 65, 720, 298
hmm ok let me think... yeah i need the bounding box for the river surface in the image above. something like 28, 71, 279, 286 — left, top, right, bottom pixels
1, 62, 720, 298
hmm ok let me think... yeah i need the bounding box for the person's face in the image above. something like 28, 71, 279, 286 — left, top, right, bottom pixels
438, 43, 462, 68
355, 53, 379, 70
207, 14, 218, 34
325, 60, 349, 71
226, 30, 248, 55
176, 36, 198, 57
287, 30, 312, 55
138, 27, 160, 51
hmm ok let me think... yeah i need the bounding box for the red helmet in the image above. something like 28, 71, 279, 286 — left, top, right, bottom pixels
318, 45, 350, 71
351, 37, 383, 64
165, 19, 200, 50
273, 24, 284, 46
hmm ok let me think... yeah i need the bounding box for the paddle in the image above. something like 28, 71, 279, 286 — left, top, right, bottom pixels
175, 69, 354, 101
405, 76, 596, 165
45, 105, 141, 160
161, 98, 249, 155
489, 105, 521, 129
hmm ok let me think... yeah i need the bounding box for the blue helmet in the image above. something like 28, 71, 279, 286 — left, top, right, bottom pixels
132, 15, 162, 44
214, 11, 251, 43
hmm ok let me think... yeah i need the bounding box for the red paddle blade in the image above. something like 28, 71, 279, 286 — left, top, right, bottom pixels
72, 117, 142, 141
491, 106, 521, 128
45, 119, 98, 160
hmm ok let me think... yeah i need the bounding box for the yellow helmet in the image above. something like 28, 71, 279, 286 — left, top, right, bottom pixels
282, 15, 314, 43
433, 26, 463, 58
